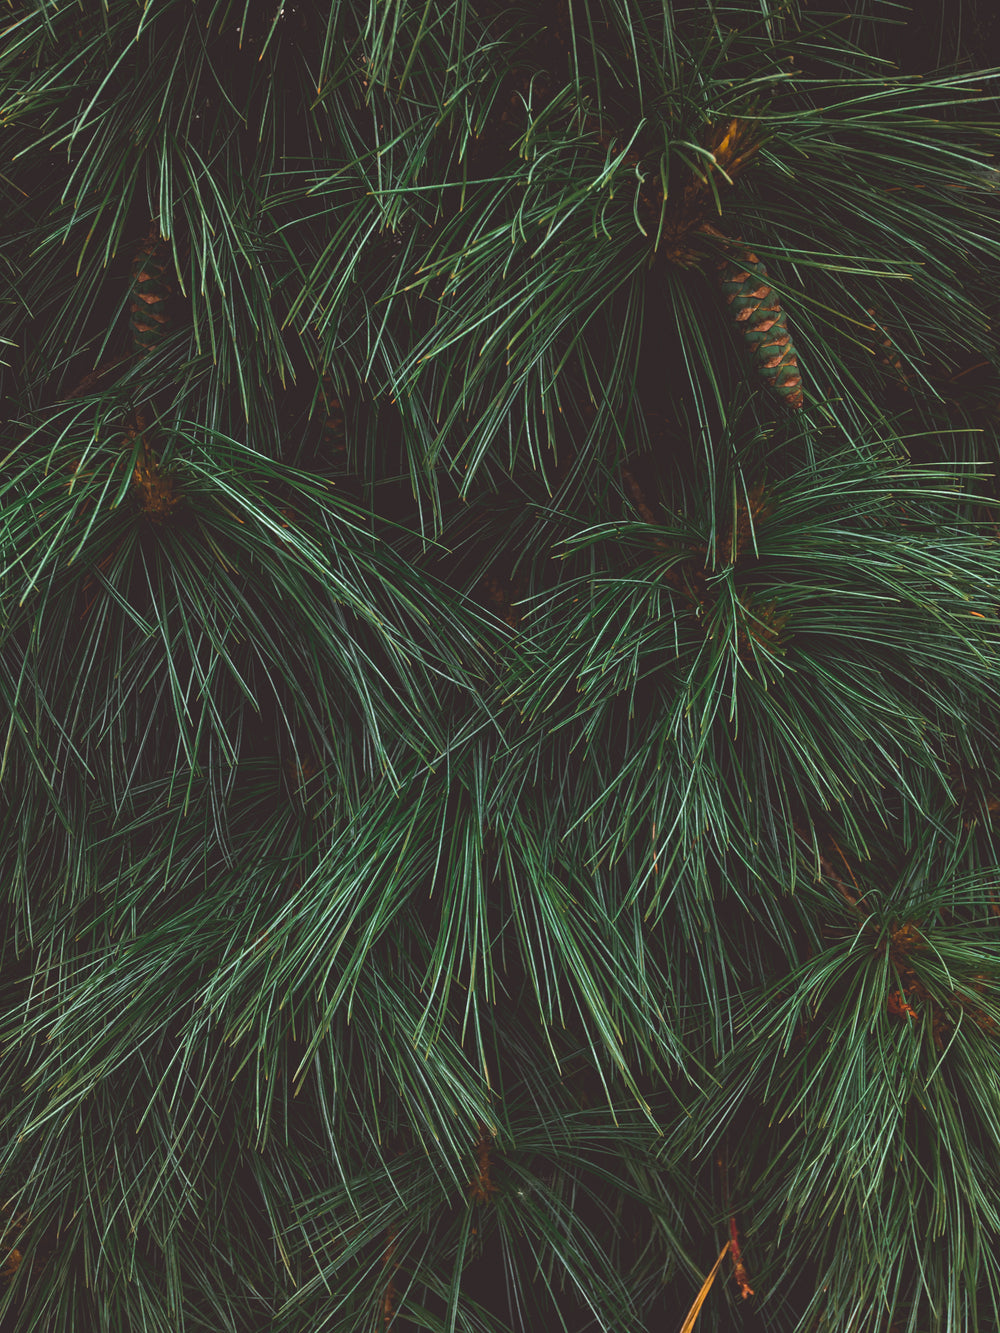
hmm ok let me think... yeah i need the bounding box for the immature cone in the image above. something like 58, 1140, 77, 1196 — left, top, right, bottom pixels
717, 246, 804, 410
129, 417, 181, 523
129, 226, 174, 355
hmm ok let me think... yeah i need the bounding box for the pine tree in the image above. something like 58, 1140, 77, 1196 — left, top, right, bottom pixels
2, 2, 1000, 1331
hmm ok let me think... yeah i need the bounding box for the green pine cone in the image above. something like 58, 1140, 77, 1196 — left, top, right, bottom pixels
128, 227, 174, 355
718, 248, 804, 409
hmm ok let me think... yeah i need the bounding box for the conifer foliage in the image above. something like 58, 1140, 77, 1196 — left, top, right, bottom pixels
2, 3, 1000, 1331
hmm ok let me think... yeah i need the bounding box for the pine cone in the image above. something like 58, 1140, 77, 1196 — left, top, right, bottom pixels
717, 246, 804, 409
129, 226, 174, 355
129, 418, 181, 523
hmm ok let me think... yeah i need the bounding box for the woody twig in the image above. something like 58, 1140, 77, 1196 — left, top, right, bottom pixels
717, 1143, 754, 1300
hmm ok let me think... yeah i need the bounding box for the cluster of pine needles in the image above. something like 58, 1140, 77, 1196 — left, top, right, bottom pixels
3, 1, 1000, 1330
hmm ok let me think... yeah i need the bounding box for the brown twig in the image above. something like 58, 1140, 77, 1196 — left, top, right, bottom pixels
381, 1227, 399, 1328
468, 1123, 498, 1205
717, 1145, 754, 1301
729, 1215, 755, 1301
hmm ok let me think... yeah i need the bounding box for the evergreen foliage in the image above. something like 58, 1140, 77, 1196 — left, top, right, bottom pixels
2, 2, 1000, 1330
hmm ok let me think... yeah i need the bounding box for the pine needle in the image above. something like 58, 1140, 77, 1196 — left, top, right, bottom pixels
678, 1244, 730, 1333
